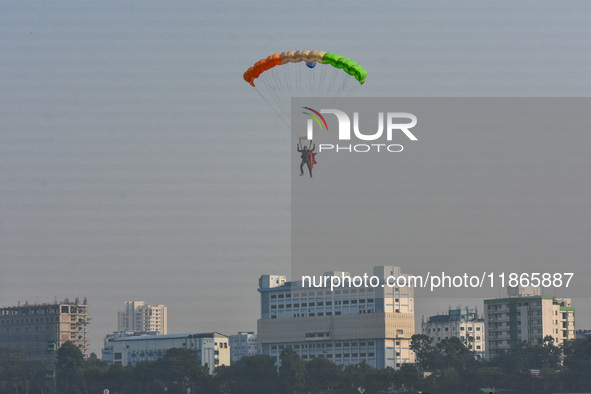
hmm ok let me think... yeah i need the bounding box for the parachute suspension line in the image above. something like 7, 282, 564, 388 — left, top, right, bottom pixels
326, 66, 340, 97
254, 85, 290, 130
296, 64, 300, 98
272, 68, 289, 118
332, 72, 345, 98
322, 67, 334, 92
264, 67, 289, 122
334, 72, 354, 98
309, 62, 314, 96
259, 77, 281, 120
275, 66, 290, 117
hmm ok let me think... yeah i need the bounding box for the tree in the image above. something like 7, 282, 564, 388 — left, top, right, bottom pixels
397, 363, 419, 390
278, 347, 306, 393
436, 337, 477, 374
213, 355, 277, 394
410, 334, 438, 371
153, 348, 210, 394
0, 347, 47, 394
305, 357, 345, 393
475, 366, 505, 387
103, 363, 131, 394
561, 337, 591, 391
82, 355, 110, 394
56, 341, 86, 394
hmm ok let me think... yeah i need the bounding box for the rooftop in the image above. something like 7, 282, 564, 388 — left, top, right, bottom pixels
112, 332, 227, 342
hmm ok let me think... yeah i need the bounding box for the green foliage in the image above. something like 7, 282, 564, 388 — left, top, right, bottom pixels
0, 347, 48, 394
153, 348, 210, 393
278, 347, 306, 393
561, 337, 591, 391
213, 355, 277, 394
305, 357, 346, 393
57, 341, 86, 394
3, 337, 591, 393
409, 333, 591, 394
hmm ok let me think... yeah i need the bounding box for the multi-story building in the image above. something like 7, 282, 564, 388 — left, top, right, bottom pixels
484, 286, 575, 358
104, 332, 230, 374
229, 331, 260, 362
101, 330, 161, 364
0, 298, 89, 361
422, 307, 485, 359
257, 266, 415, 369
117, 301, 167, 335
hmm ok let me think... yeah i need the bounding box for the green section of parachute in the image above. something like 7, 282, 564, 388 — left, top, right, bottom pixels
321, 52, 367, 84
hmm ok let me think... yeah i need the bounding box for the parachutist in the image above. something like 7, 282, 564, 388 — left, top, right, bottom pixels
297, 142, 316, 178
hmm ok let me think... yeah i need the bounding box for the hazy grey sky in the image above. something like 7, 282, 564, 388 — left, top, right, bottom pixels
1, 0, 590, 355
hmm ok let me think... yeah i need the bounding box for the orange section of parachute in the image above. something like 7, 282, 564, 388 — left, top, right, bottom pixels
243, 53, 282, 87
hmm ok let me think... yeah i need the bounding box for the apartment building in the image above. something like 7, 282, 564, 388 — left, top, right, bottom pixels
229, 331, 260, 362
484, 286, 575, 358
422, 307, 485, 359
117, 301, 167, 335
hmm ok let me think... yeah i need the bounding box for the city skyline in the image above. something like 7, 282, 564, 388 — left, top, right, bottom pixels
0, 279, 580, 367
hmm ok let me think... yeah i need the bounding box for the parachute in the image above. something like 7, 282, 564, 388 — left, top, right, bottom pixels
243, 51, 367, 87
243, 50, 367, 128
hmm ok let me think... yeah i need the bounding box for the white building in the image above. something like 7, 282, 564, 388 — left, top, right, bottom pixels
484, 286, 575, 358
422, 307, 485, 358
102, 330, 162, 364
105, 332, 230, 374
117, 301, 167, 335
229, 332, 260, 362
257, 266, 415, 369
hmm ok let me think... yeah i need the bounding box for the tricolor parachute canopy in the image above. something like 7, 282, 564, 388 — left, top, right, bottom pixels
243, 50, 367, 130
243, 50, 367, 87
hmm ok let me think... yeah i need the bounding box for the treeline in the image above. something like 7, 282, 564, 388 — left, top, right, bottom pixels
410, 334, 591, 393
0, 343, 419, 394
1, 335, 591, 394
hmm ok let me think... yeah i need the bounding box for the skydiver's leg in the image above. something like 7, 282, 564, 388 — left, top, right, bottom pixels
300, 161, 305, 176
307, 162, 312, 177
